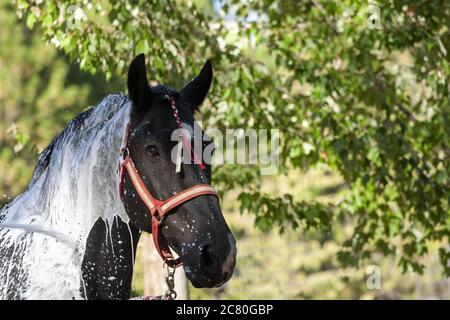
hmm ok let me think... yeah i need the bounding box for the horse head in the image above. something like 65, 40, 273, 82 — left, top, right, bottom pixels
122, 54, 236, 288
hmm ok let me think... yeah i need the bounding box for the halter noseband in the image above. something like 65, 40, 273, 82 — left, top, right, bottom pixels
118, 96, 218, 268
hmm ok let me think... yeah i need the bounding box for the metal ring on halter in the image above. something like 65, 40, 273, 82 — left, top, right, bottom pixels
120, 147, 129, 160
165, 290, 177, 300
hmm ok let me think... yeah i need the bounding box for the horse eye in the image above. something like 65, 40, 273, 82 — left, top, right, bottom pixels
145, 144, 159, 157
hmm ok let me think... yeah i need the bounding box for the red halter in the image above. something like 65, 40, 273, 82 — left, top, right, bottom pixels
118, 98, 218, 268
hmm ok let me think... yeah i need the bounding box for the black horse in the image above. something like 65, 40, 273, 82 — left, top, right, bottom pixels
0, 54, 236, 300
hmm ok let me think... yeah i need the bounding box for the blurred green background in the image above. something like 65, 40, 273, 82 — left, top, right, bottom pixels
131, 169, 450, 299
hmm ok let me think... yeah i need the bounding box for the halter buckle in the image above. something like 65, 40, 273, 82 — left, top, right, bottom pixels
120, 146, 129, 160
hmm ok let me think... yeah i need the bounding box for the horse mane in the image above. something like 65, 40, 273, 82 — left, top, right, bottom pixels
0, 93, 133, 299
31, 94, 129, 182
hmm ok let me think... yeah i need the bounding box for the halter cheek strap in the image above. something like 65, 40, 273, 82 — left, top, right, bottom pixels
167, 95, 205, 171
118, 98, 218, 268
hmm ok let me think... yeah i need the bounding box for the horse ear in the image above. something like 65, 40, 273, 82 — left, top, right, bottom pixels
181, 60, 213, 112
127, 54, 151, 110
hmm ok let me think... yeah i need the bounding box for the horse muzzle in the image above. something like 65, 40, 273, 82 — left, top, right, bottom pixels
182, 231, 237, 288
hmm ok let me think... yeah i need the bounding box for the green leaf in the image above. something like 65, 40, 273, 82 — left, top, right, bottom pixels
26, 13, 36, 29
135, 39, 150, 55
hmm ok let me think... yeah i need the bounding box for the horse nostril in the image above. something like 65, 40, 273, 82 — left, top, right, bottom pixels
200, 245, 218, 272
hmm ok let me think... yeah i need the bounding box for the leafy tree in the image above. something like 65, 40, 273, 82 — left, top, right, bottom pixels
0, 0, 121, 202
12, 0, 450, 274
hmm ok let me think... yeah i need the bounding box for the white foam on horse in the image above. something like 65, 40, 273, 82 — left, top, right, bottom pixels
0, 95, 132, 299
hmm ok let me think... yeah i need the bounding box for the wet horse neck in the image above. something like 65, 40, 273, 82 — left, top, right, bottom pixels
81, 217, 141, 299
